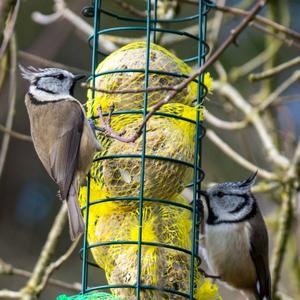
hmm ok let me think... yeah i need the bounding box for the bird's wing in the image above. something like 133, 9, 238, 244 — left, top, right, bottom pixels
249, 209, 272, 300
49, 100, 84, 200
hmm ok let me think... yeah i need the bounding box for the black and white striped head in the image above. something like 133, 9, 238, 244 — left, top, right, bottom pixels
20, 66, 84, 101
204, 172, 257, 225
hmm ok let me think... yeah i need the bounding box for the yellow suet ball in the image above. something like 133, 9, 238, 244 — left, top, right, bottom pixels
79, 42, 219, 299
89, 103, 197, 204
79, 182, 221, 300
86, 42, 212, 115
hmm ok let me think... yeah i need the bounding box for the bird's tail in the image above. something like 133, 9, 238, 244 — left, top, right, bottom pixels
66, 182, 85, 241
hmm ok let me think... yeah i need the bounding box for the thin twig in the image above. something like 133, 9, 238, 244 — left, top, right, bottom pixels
286, 142, 300, 182
252, 22, 300, 51
82, 82, 176, 95
207, 0, 226, 51
271, 187, 294, 297
0, 203, 67, 300
252, 0, 288, 150
213, 80, 290, 168
0, 34, 17, 181
204, 110, 248, 130
0, 290, 21, 299
206, 129, 277, 180
214, 60, 228, 82
230, 41, 281, 81
151, 0, 267, 109
19, 50, 89, 75
111, 0, 146, 18
0, 258, 81, 292
181, 1, 300, 43
270, 94, 300, 107
249, 56, 300, 81
95, 0, 267, 143
258, 70, 300, 112
216, 4, 300, 42
0, 124, 32, 142
36, 237, 81, 294
96, 105, 127, 142
20, 204, 68, 299
0, 0, 19, 58
32, 0, 117, 54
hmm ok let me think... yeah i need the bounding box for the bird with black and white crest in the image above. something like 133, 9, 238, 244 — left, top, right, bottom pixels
200, 171, 272, 300
20, 66, 101, 240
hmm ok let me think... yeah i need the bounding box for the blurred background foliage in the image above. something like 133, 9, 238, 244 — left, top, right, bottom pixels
0, 0, 299, 299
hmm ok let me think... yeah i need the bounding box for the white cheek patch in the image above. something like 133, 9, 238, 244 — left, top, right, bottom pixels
213, 198, 254, 223
29, 86, 71, 102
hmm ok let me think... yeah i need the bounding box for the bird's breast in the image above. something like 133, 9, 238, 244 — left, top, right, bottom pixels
205, 222, 257, 290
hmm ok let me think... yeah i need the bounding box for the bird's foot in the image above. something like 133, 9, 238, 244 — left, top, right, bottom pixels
200, 269, 221, 280
57, 190, 63, 201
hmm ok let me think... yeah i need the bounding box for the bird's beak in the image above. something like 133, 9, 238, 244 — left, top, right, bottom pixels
73, 74, 86, 81
70, 74, 85, 96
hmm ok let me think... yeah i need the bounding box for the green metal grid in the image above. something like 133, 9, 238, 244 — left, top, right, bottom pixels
80, 1, 213, 299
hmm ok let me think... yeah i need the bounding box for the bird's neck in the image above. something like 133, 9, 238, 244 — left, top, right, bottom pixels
29, 85, 70, 102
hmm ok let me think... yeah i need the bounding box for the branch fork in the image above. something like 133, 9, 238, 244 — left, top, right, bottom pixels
96, 104, 130, 142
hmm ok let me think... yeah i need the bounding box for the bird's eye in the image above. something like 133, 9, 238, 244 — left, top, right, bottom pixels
216, 191, 225, 198
55, 74, 65, 80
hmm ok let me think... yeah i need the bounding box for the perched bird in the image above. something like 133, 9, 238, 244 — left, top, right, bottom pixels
202, 172, 272, 300
20, 66, 101, 240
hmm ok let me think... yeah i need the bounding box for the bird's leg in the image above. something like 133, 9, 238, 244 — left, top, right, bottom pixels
88, 118, 101, 138
56, 190, 63, 201
202, 270, 221, 281
197, 260, 221, 280
189, 191, 206, 217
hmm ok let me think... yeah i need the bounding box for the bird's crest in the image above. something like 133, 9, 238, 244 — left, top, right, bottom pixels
19, 65, 43, 82
238, 170, 258, 188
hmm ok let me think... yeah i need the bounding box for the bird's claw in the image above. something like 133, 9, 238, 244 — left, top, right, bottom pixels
94, 126, 106, 133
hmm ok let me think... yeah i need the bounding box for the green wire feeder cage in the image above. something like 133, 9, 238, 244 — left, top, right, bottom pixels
58, 1, 218, 299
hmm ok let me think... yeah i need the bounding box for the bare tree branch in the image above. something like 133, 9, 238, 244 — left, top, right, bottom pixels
18, 50, 89, 75
35, 238, 81, 294
0, 0, 19, 58
204, 110, 248, 130
249, 56, 300, 81
206, 129, 277, 180
0, 124, 32, 142
95, 0, 267, 143
181, 1, 300, 43
258, 70, 300, 112
271, 187, 294, 297
82, 82, 176, 95
20, 204, 68, 299
111, 0, 146, 18
0, 34, 17, 181
230, 41, 281, 81
31, 0, 117, 54
0, 290, 20, 299
252, 22, 300, 51
213, 80, 290, 169
0, 258, 81, 292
